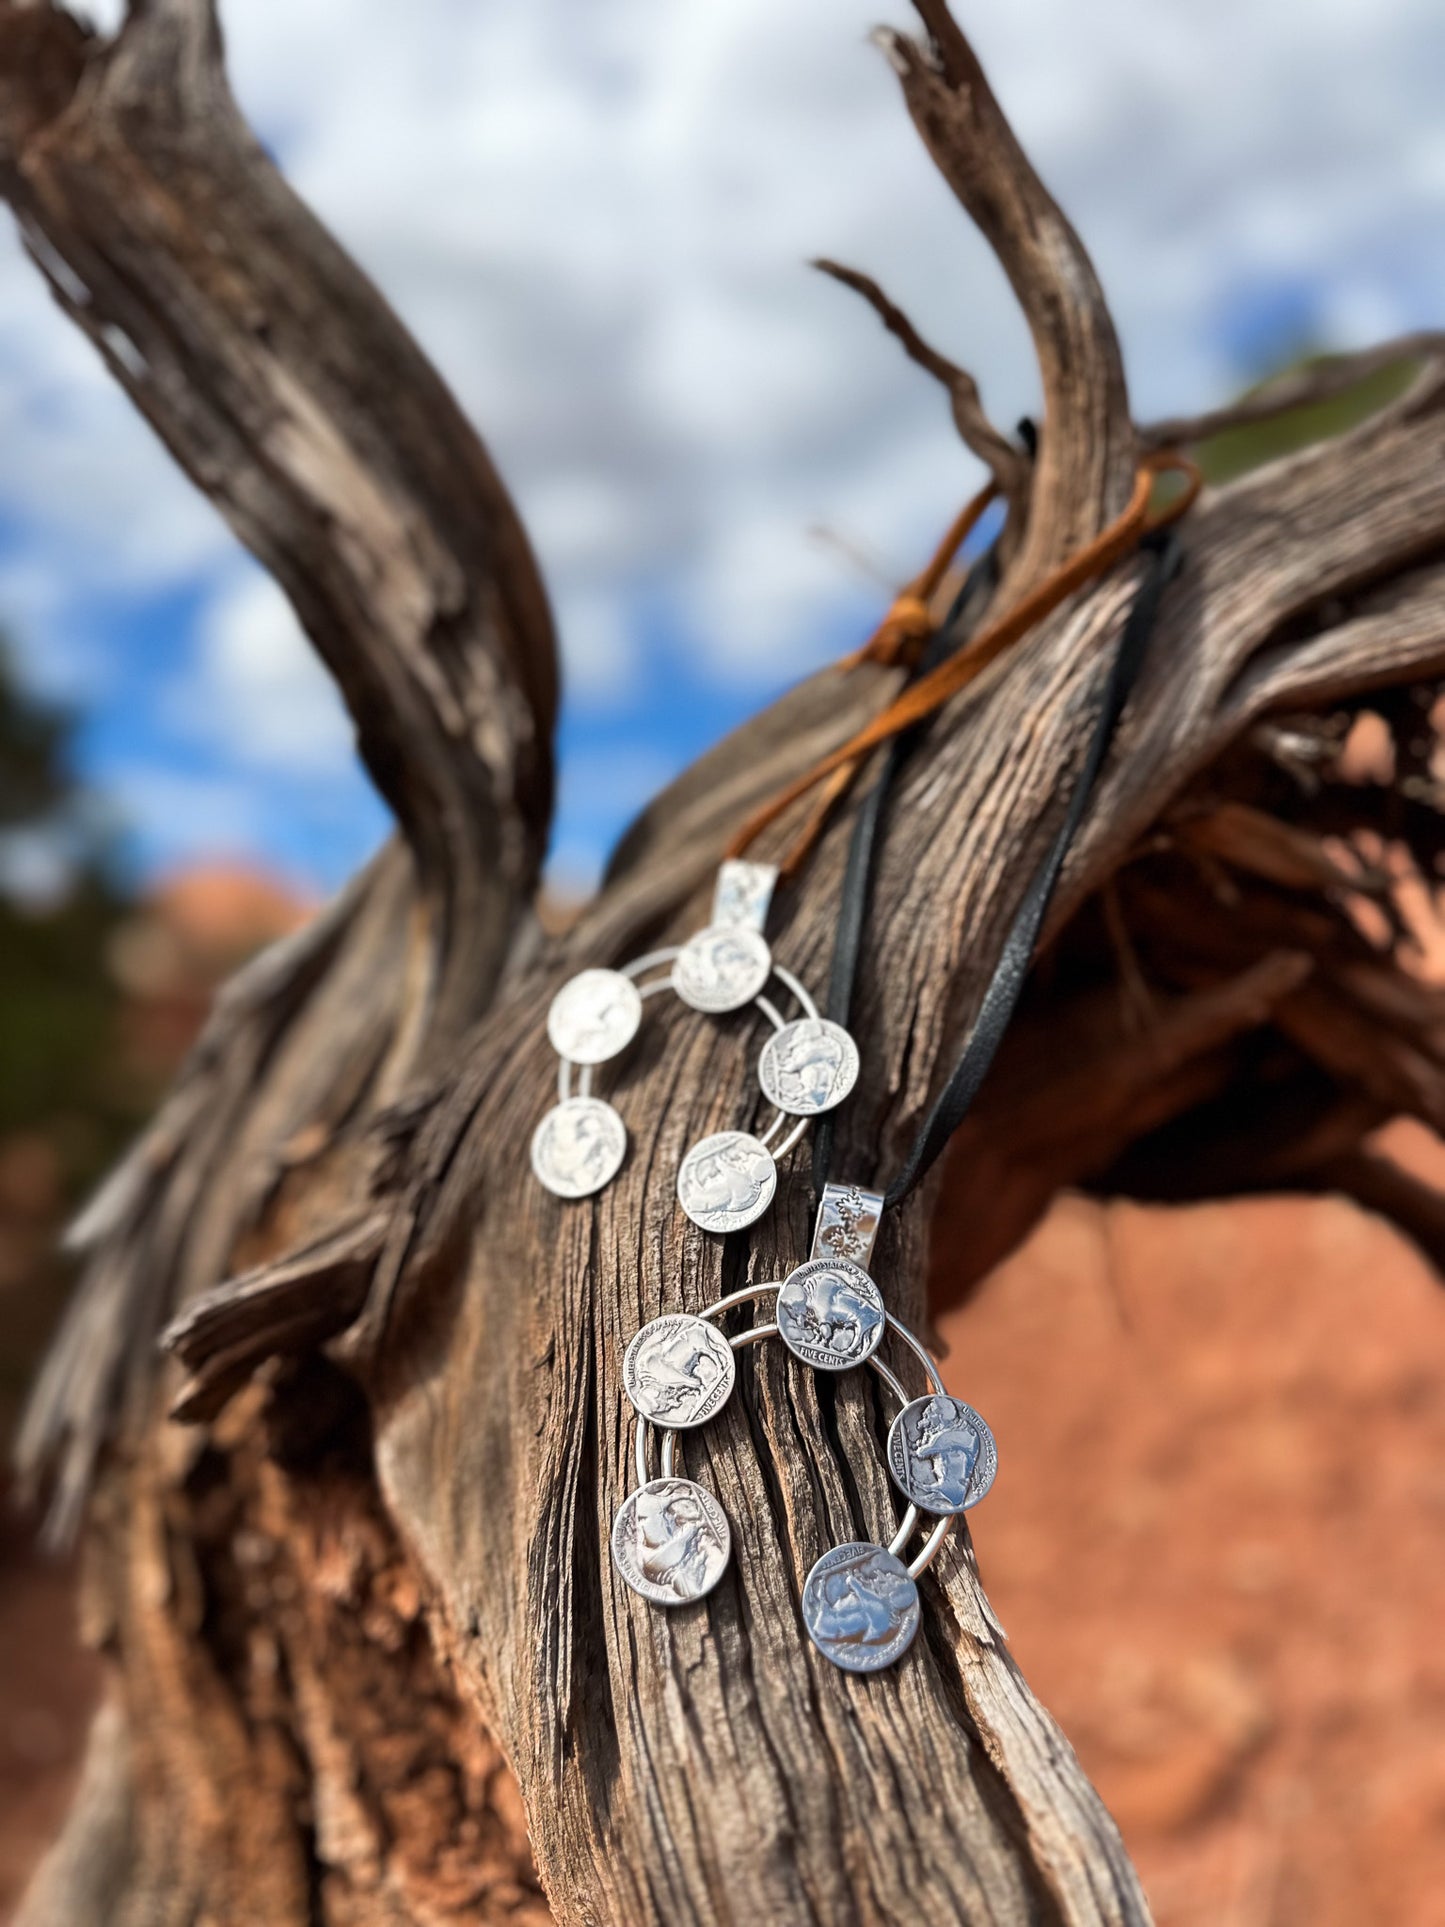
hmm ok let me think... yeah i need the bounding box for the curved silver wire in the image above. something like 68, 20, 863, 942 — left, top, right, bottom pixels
631, 1318, 963, 1587
771, 963, 819, 1022
654, 1337, 926, 1558
644, 1282, 953, 1569
669, 1282, 946, 1401
754, 993, 786, 1029
697, 1280, 783, 1319
908, 1512, 953, 1579
888, 1317, 946, 1398
557, 949, 821, 1144
577, 975, 696, 1100
565, 959, 806, 1143
622, 947, 679, 979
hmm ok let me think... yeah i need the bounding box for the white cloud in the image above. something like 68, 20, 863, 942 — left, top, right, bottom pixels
547, 742, 678, 893
552, 588, 640, 707
102, 766, 269, 867
166, 566, 359, 781
0, 0, 1440, 883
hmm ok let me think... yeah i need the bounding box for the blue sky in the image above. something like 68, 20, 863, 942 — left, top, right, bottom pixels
1, 0, 1441, 903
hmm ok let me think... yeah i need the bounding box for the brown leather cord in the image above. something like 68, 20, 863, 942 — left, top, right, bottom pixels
835, 480, 1001, 672
784, 759, 863, 879
740, 482, 999, 881
723, 449, 1200, 877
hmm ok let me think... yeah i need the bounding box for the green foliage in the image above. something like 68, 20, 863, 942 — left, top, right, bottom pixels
0, 641, 139, 1193
1194, 354, 1420, 486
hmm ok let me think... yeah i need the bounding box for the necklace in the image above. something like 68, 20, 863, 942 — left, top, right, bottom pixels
532, 858, 860, 1230
610, 527, 1184, 1668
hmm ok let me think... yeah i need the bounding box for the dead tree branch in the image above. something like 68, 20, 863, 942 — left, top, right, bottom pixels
813, 257, 1030, 508
1140, 331, 1445, 449
9, 2, 1445, 1925
1, 0, 557, 1059
878, 3, 1135, 588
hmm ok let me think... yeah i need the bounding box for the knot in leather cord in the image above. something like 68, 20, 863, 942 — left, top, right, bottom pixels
849, 593, 934, 670
723, 449, 1200, 879
836, 480, 1001, 674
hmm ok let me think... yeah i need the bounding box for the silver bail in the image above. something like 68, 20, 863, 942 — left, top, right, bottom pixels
809, 1182, 884, 1273
711, 860, 778, 933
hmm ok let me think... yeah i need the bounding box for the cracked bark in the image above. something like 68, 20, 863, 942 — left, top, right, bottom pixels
8, 3, 1445, 1924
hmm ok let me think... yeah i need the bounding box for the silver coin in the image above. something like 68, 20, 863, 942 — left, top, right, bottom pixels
887, 1394, 997, 1515
803, 1541, 920, 1672
676, 1130, 778, 1233
611, 1477, 731, 1606
758, 1018, 860, 1116
624, 1314, 736, 1428
776, 1257, 886, 1371
530, 1096, 627, 1199
671, 924, 772, 1013
546, 968, 643, 1065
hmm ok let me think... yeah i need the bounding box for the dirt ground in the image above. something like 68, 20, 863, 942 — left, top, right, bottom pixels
5, 1145, 1445, 1922
0, 1513, 98, 1922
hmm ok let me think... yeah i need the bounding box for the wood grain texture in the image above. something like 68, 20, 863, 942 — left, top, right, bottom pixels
1, 0, 557, 1057
9, 2, 1445, 1923
880, 3, 1136, 585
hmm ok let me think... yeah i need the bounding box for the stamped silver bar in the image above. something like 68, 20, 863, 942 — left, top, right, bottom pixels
809, 1181, 884, 1273
711, 860, 778, 933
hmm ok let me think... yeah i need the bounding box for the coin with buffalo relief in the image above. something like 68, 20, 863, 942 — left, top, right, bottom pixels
530, 1096, 626, 1199
676, 1130, 777, 1233
776, 1257, 885, 1371
803, 1541, 919, 1672
611, 1477, 731, 1606
546, 968, 642, 1065
887, 1394, 997, 1515
758, 1018, 860, 1116
671, 924, 772, 1014
624, 1314, 736, 1428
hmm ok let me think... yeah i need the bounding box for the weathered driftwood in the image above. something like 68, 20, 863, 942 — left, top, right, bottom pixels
7, 2, 1445, 1922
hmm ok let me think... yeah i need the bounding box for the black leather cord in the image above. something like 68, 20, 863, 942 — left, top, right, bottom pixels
809, 546, 1000, 1197
813, 526, 1183, 1209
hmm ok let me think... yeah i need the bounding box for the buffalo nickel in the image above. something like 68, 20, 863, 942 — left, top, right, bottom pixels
546, 968, 642, 1064
611, 1477, 731, 1606
530, 1096, 626, 1199
776, 1257, 885, 1371
887, 1394, 997, 1514
803, 1541, 919, 1672
671, 924, 772, 1013
624, 1314, 736, 1428
758, 1018, 860, 1116
677, 1131, 777, 1233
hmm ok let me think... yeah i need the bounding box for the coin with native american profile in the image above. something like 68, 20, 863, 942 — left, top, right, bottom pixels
530, 1096, 627, 1199
624, 1314, 736, 1429
887, 1393, 997, 1515
776, 1256, 885, 1371
671, 923, 772, 1014
611, 1476, 731, 1606
676, 1130, 777, 1233
758, 1017, 860, 1116
546, 967, 642, 1065
802, 1541, 920, 1672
